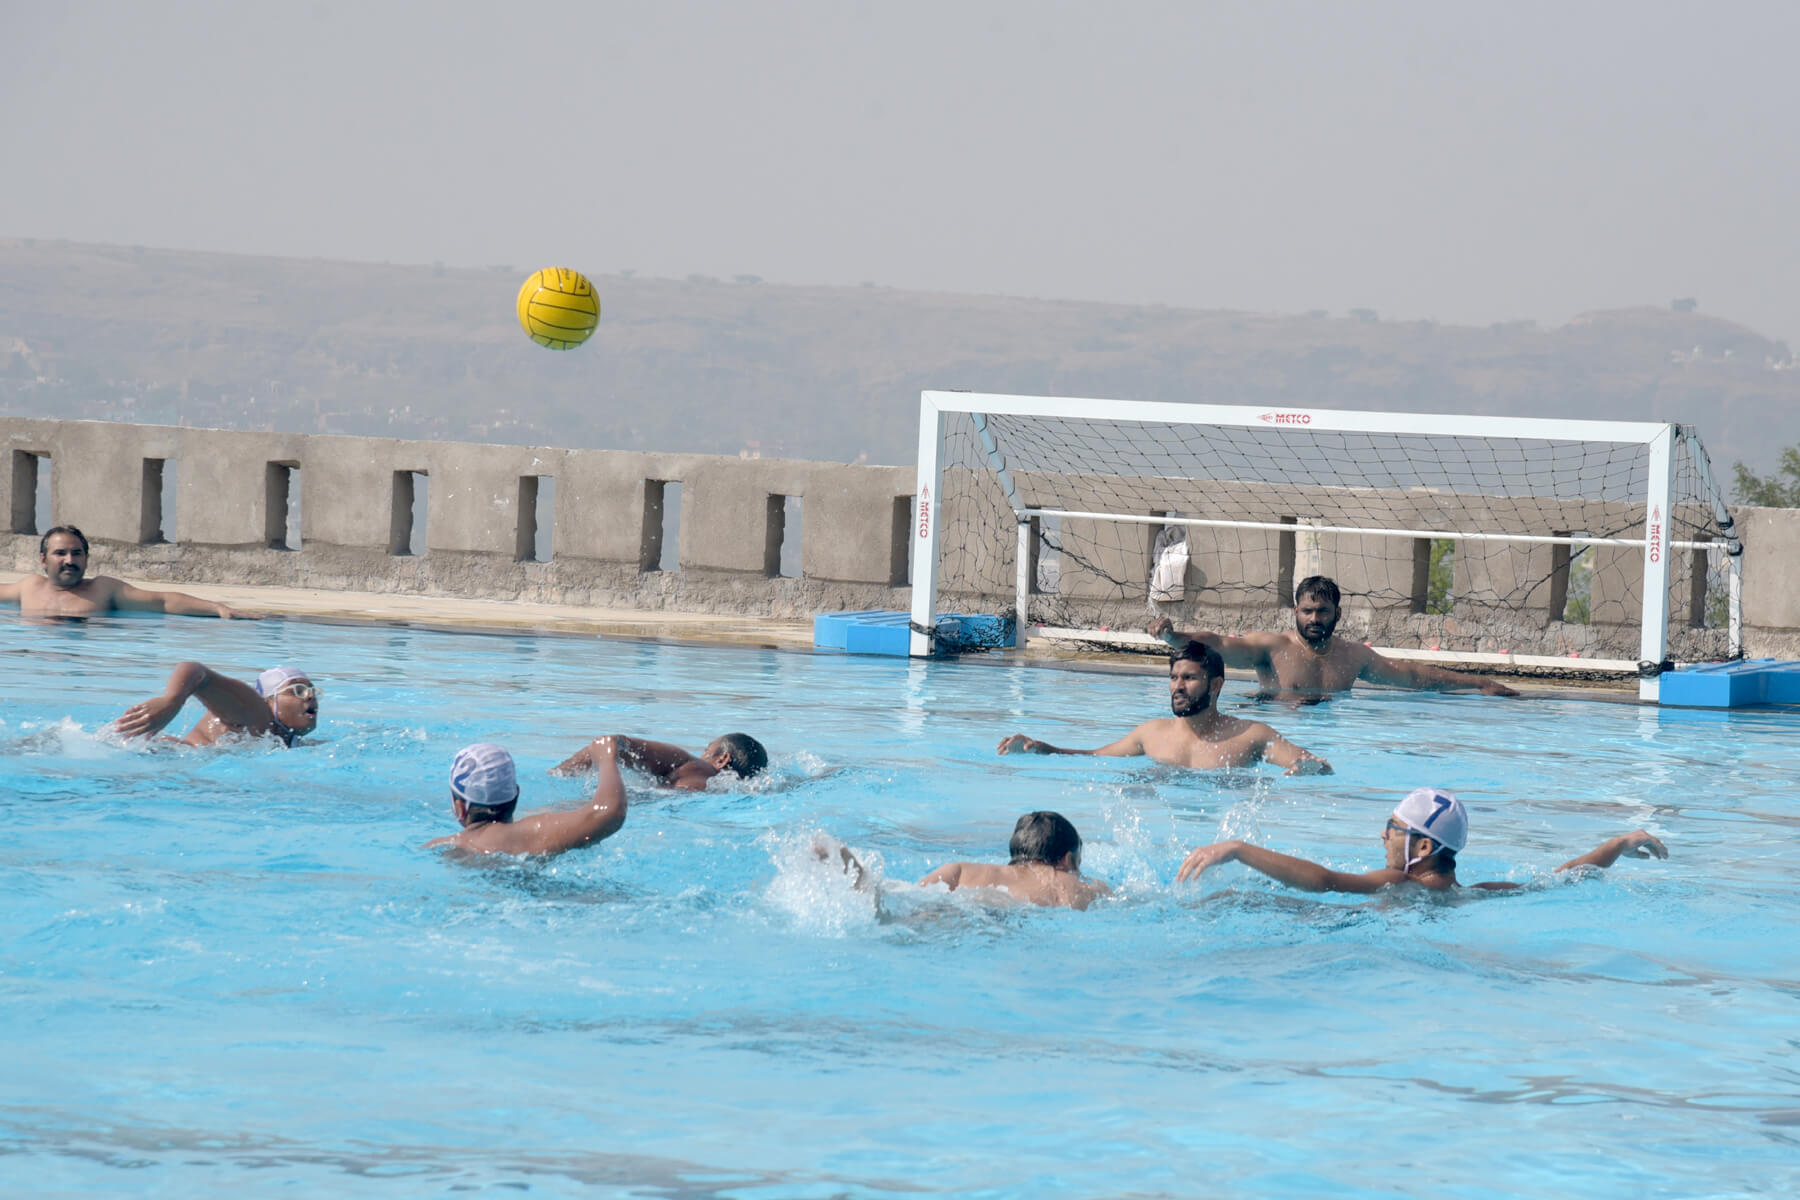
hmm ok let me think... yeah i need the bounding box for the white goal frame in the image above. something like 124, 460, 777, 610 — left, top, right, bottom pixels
910, 391, 1742, 701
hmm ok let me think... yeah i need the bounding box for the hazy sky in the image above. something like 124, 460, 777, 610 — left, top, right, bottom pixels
6, 1, 1797, 342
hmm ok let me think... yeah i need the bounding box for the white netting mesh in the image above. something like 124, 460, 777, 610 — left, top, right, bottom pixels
931, 408, 1737, 666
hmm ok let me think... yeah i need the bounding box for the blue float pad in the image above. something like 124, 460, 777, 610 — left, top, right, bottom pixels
812, 610, 900, 650
813, 611, 1011, 657
1660, 658, 1800, 708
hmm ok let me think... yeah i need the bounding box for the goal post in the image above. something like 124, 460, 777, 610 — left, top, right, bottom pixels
909, 391, 1743, 700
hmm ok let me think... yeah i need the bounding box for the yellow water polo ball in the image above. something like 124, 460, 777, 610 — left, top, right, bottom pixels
516, 267, 601, 350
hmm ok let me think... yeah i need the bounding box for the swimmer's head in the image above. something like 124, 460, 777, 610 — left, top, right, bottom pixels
257, 666, 320, 736
1294, 576, 1342, 647
1386, 787, 1468, 873
1169, 641, 1224, 717
449, 743, 520, 825
39, 526, 90, 588
1009, 811, 1082, 870
704, 732, 768, 779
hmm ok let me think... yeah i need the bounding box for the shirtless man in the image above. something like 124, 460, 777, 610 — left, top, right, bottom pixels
114, 663, 320, 747
427, 739, 628, 857
997, 642, 1331, 774
550, 732, 767, 789
1177, 786, 1668, 894
821, 810, 1111, 911
1, 526, 255, 619
1150, 575, 1516, 700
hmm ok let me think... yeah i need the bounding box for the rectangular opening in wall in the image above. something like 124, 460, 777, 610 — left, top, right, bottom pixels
638, 480, 665, 571
762, 495, 786, 577
534, 476, 555, 563
10, 450, 41, 534
1687, 538, 1712, 628
1276, 516, 1296, 602
1033, 514, 1061, 594
408, 472, 429, 555
389, 471, 415, 556
766, 494, 801, 578
892, 496, 913, 586
1426, 538, 1455, 614
1560, 532, 1592, 624
1409, 538, 1432, 614
516, 475, 540, 562
265, 461, 301, 550
1547, 531, 1573, 621
650, 481, 682, 572
139, 458, 167, 544
160, 459, 179, 544
34, 454, 53, 536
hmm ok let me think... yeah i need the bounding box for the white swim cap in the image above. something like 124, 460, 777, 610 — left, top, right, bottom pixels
450, 743, 519, 808
1392, 787, 1469, 853
256, 666, 310, 696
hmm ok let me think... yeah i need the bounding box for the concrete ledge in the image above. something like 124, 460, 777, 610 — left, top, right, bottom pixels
0, 571, 818, 648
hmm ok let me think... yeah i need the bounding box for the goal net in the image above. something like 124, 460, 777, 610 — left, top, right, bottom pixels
909, 392, 1742, 699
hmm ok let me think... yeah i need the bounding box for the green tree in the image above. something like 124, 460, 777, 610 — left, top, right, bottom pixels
1733, 447, 1800, 506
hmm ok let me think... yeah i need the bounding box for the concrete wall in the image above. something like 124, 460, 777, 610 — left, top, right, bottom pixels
6, 417, 1798, 661
3, 417, 915, 618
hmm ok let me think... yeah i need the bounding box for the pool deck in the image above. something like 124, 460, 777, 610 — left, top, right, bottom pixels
1, 571, 820, 648
3, 570, 1634, 699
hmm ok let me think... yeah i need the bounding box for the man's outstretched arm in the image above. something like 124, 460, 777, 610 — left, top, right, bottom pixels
114, 661, 268, 738
552, 734, 693, 779
506, 739, 630, 856
1257, 731, 1333, 776
997, 726, 1148, 758
1147, 617, 1281, 670
112, 580, 256, 620
1358, 650, 1517, 696
1177, 840, 1398, 892
1556, 830, 1668, 873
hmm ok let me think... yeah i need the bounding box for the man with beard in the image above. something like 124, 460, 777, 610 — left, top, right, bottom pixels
1, 526, 254, 619
1150, 575, 1517, 700
996, 642, 1330, 774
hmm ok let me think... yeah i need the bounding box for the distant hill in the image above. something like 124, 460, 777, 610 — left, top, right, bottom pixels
3, 237, 1796, 483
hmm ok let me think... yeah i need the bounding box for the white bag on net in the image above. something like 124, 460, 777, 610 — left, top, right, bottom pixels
1149, 520, 1189, 603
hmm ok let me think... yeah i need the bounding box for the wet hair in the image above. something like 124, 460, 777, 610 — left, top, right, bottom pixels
1172, 639, 1224, 684
1009, 811, 1082, 869
461, 796, 518, 825
715, 733, 768, 778
39, 525, 88, 556
1294, 575, 1340, 606
1419, 843, 1457, 872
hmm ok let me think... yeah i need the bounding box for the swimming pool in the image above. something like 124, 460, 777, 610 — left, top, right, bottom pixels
3, 614, 1796, 1197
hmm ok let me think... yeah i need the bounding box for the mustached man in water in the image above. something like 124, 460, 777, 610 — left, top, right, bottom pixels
821, 811, 1112, 911
551, 731, 767, 790
1149, 575, 1516, 701
1176, 787, 1667, 893
1, 526, 257, 620
997, 641, 1330, 775
114, 664, 320, 747
428, 738, 628, 857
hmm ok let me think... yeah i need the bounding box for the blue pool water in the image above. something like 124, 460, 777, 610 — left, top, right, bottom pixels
2, 614, 1797, 1197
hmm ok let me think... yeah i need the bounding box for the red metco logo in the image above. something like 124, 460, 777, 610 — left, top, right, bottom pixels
1647, 505, 1662, 564
917, 486, 932, 539
1259, 411, 1313, 425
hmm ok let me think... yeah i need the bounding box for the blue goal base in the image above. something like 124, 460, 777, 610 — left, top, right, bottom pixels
813, 611, 1012, 657
1659, 659, 1800, 709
